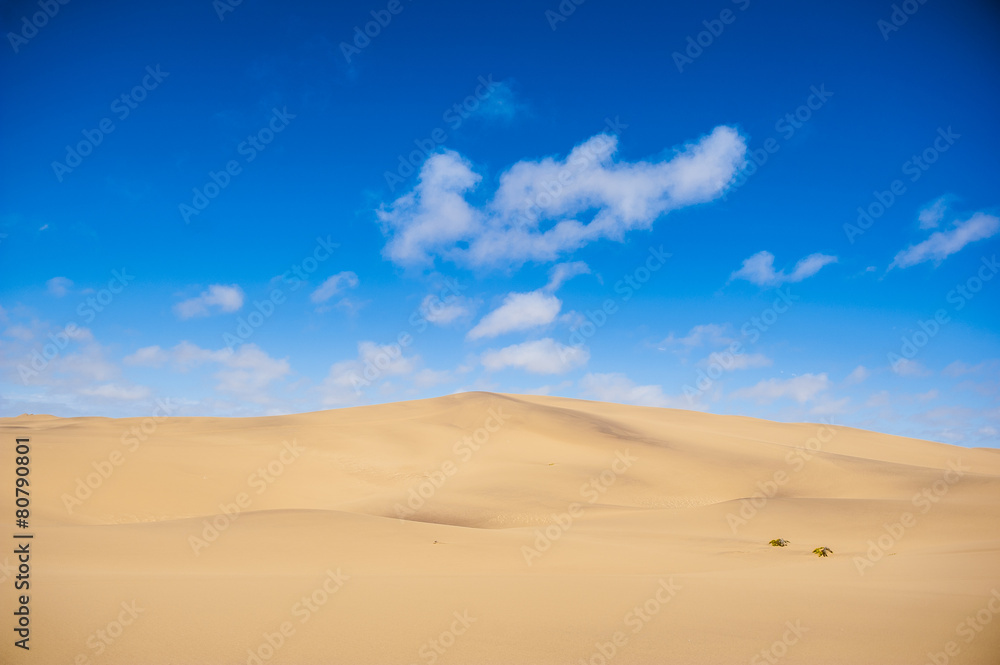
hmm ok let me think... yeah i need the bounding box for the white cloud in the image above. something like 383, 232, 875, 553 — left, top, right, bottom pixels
1, 319, 149, 412
545, 261, 590, 292
55, 346, 119, 382
943, 360, 999, 377
378, 151, 482, 266
174, 284, 245, 319
124, 341, 289, 403
357, 341, 416, 376
171, 340, 223, 370
918, 197, 948, 229
212, 345, 291, 402
481, 338, 588, 374
467, 291, 561, 340
866, 390, 891, 407
523, 380, 573, 396
730, 251, 837, 287
378, 126, 747, 267
470, 80, 523, 123
916, 389, 939, 402
79, 383, 151, 400
310, 271, 359, 304
46, 276, 73, 297
889, 213, 999, 270
66, 326, 94, 342
845, 365, 869, 385
412, 368, 453, 389
5, 325, 33, 341
700, 351, 772, 370
124, 345, 169, 367
731, 373, 830, 404
809, 396, 850, 416
320, 341, 418, 406
421, 294, 473, 325
659, 323, 733, 350
579, 372, 692, 408
891, 358, 929, 377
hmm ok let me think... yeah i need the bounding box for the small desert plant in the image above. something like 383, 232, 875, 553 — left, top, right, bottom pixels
812, 546, 833, 557
769, 538, 790, 547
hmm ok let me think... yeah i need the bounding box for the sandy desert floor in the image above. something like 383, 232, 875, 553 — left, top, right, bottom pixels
2, 391, 999, 664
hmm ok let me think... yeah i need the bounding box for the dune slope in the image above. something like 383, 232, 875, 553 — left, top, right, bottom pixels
2, 392, 999, 664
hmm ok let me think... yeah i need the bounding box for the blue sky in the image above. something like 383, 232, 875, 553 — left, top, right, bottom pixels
1, 0, 998, 446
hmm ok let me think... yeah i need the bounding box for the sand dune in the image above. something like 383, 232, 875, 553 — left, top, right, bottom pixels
3, 392, 999, 664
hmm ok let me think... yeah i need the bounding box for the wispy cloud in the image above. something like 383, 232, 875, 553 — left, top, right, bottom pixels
579, 372, 694, 409
310, 271, 359, 304
699, 351, 771, 370
918, 196, 949, 229
943, 359, 999, 377
659, 323, 733, 350
174, 284, 245, 319
730, 251, 837, 287
321, 341, 419, 406
124, 345, 169, 367
467, 291, 561, 340
481, 338, 588, 374
889, 212, 999, 270
122, 341, 289, 403
844, 365, 869, 385
731, 373, 831, 404
544, 261, 590, 292
46, 276, 73, 297
420, 294, 474, 325
890, 358, 929, 377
